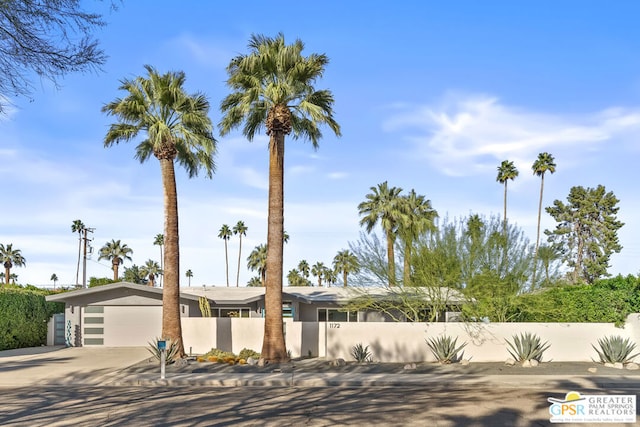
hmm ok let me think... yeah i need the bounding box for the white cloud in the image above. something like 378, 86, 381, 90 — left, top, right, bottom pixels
384, 93, 640, 177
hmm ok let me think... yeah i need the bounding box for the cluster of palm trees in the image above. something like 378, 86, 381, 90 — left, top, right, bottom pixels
284, 250, 360, 288
358, 182, 438, 287
218, 221, 248, 287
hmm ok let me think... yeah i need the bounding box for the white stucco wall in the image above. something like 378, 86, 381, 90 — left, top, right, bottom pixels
180, 315, 640, 362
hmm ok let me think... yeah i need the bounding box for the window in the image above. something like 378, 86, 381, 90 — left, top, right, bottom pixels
218, 308, 250, 318
317, 308, 358, 322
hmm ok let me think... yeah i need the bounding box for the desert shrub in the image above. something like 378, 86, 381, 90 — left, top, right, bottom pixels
592, 336, 640, 364
505, 332, 550, 362
426, 335, 467, 364
238, 348, 260, 360
350, 343, 372, 363
147, 338, 181, 364
204, 348, 236, 360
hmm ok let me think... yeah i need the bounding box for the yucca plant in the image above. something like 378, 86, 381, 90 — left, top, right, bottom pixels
147, 337, 181, 365
426, 335, 467, 364
592, 335, 640, 364
351, 343, 373, 363
505, 332, 550, 362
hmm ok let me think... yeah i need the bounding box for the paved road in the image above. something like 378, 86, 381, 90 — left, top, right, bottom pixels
2, 384, 639, 426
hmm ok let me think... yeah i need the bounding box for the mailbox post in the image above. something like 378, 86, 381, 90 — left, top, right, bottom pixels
158, 339, 167, 380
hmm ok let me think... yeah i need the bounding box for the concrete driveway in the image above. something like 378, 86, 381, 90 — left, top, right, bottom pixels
0, 346, 150, 387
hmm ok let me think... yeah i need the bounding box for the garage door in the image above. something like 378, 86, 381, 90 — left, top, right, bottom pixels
104, 306, 162, 346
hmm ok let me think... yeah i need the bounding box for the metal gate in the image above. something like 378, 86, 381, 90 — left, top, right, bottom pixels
53, 313, 66, 346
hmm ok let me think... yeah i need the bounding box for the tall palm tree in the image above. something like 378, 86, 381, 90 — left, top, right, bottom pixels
50, 273, 58, 289
219, 33, 340, 362
298, 260, 310, 279
332, 249, 359, 288
153, 234, 165, 286
232, 221, 248, 287
185, 269, 193, 287
496, 160, 519, 233
98, 239, 133, 281
531, 152, 557, 286
0, 244, 25, 287
218, 224, 232, 287
358, 181, 403, 286
71, 219, 85, 286
247, 244, 268, 287
103, 65, 217, 357
398, 190, 437, 286
311, 261, 326, 287
140, 259, 162, 287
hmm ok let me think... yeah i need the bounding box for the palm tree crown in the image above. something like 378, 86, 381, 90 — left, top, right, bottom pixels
358, 181, 403, 286
98, 239, 133, 281
311, 261, 326, 287
140, 259, 162, 287
496, 160, 519, 230
247, 244, 268, 287
218, 224, 232, 287
102, 65, 217, 357
0, 243, 26, 287
219, 33, 340, 363
332, 249, 359, 287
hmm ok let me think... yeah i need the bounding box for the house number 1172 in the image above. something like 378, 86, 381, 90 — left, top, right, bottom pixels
329, 323, 340, 329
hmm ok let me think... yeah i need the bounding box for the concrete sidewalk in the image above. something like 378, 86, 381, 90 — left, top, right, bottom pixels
1, 346, 639, 390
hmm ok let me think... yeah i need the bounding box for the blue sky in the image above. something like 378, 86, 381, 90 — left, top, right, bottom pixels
3, 1, 639, 287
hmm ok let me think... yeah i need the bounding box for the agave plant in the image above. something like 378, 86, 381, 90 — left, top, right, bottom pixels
351, 343, 373, 363
147, 337, 181, 365
505, 332, 550, 362
592, 336, 640, 364
426, 335, 467, 364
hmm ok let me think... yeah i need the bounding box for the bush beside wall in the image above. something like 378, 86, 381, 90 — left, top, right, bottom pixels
0, 289, 64, 351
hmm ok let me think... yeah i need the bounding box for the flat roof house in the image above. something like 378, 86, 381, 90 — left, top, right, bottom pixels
46, 282, 464, 348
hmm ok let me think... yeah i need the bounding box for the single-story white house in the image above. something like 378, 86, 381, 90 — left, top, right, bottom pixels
45, 282, 464, 348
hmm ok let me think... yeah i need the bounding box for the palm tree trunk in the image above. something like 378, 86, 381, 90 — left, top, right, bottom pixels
236, 236, 242, 287
343, 271, 347, 288
262, 131, 288, 363
4, 264, 10, 286
386, 234, 396, 286
112, 260, 118, 281
76, 233, 82, 286
224, 240, 229, 287
160, 158, 185, 357
532, 174, 545, 288
503, 182, 508, 234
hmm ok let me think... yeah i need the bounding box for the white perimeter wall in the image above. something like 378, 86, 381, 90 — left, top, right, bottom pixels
182, 314, 640, 363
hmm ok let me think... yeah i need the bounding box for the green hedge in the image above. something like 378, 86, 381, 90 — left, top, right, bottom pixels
0, 289, 64, 351
514, 275, 640, 325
